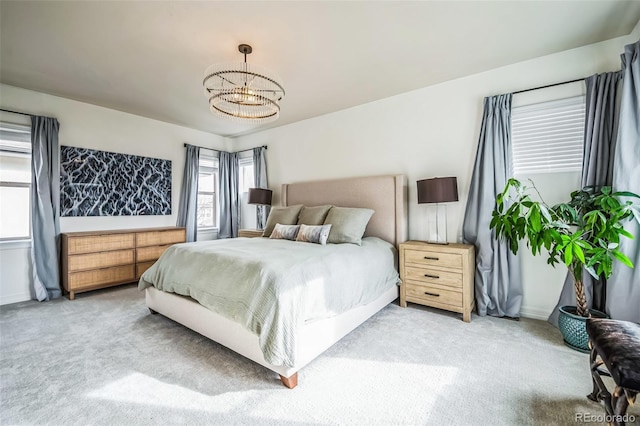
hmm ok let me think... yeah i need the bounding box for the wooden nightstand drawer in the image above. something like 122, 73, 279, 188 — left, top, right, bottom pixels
405, 282, 463, 308
404, 249, 462, 269
404, 265, 463, 288
238, 229, 264, 238
399, 241, 475, 322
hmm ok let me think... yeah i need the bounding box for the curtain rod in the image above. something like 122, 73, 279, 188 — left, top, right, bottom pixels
512, 77, 584, 95
0, 108, 34, 117
183, 143, 267, 154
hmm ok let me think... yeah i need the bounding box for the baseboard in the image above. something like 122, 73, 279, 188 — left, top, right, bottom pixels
520, 306, 551, 321
0, 292, 32, 306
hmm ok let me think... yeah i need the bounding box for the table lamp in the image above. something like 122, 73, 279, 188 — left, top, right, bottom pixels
248, 188, 272, 230
416, 177, 458, 244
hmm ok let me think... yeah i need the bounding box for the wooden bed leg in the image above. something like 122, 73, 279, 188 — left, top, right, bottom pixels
148, 307, 158, 315
280, 373, 298, 389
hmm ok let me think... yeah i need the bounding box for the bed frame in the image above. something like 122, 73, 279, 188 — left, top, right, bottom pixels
145, 174, 407, 388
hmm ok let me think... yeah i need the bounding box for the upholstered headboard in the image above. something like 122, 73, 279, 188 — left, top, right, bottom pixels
282, 175, 408, 247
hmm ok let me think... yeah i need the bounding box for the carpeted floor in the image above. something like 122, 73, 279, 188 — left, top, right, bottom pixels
1, 285, 638, 425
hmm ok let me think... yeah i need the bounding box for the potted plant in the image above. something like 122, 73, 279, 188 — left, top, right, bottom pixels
490, 179, 640, 352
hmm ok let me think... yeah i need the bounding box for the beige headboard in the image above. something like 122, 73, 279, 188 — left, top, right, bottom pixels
282, 175, 408, 247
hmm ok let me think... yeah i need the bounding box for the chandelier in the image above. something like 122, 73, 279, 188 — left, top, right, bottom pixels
203, 44, 285, 124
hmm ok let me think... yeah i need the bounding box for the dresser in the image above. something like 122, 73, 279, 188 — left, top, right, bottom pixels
61, 226, 186, 300
399, 241, 475, 322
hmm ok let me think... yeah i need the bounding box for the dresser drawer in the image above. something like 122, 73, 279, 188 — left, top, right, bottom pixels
136, 244, 172, 263
404, 265, 463, 288
404, 249, 462, 269
66, 233, 135, 255
136, 229, 185, 247
68, 249, 135, 272
68, 265, 135, 290
405, 282, 463, 308
136, 261, 156, 279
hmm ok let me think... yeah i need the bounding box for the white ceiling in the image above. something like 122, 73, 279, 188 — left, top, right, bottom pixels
1, 1, 639, 138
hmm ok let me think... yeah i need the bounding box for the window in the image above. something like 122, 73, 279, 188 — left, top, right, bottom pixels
197, 151, 218, 229
511, 96, 585, 176
0, 123, 31, 240
238, 157, 254, 193
196, 153, 254, 230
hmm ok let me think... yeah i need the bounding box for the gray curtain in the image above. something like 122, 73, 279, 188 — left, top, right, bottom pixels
548, 71, 622, 325
30, 116, 61, 301
218, 151, 239, 239
607, 40, 640, 323
462, 94, 522, 318
581, 72, 623, 187
176, 144, 200, 242
252, 146, 270, 230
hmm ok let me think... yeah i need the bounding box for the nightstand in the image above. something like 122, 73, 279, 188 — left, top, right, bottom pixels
399, 241, 475, 322
238, 229, 264, 238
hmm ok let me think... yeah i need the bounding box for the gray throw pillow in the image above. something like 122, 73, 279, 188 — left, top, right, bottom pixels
296, 224, 332, 245
297, 205, 332, 225
324, 207, 374, 245
269, 224, 300, 241
262, 205, 303, 237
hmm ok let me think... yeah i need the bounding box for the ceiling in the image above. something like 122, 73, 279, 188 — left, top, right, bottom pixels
1, 1, 639, 138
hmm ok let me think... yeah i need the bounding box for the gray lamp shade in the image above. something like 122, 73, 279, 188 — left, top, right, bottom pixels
417, 177, 458, 204
248, 188, 273, 206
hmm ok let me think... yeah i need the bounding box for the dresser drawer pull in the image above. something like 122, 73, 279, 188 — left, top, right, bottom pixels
424, 291, 440, 297
424, 256, 439, 261
424, 274, 440, 279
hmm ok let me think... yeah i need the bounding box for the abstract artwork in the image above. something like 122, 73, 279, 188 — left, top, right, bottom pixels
60, 146, 171, 216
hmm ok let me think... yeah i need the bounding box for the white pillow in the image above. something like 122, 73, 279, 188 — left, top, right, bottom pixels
295, 224, 332, 245
269, 223, 300, 241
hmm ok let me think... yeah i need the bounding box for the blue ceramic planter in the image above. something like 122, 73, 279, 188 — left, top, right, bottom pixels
558, 305, 608, 353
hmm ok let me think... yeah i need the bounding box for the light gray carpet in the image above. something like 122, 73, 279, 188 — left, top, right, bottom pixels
1, 285, 638, 425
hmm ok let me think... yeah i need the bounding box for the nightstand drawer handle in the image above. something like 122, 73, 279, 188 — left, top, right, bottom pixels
424, 256, 439, 261
424, 274, 440, 279
424, 291, 440, 297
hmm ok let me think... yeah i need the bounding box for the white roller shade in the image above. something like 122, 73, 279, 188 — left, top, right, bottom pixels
0, 122, 30, 154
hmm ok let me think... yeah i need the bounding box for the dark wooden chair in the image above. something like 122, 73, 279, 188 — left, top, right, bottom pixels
586, 318, 640, 426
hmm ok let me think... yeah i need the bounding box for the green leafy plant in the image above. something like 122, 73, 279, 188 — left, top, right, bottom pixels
490, 179, 640, 318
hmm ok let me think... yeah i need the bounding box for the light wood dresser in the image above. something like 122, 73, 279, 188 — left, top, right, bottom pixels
399, 241, 475, 322
61, 226, 186, 300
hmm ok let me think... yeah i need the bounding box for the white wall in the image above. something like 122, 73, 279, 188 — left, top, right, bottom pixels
0, 84, 228, 304
231, 32, 637, 320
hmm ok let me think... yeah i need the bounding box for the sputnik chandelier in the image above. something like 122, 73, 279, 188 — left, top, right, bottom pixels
203, 44, 285, 124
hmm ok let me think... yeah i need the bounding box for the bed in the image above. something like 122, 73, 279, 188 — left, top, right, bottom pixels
141, 174, 407, 388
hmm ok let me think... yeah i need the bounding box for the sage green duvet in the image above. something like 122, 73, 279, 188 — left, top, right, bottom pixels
139, 237, 399, 367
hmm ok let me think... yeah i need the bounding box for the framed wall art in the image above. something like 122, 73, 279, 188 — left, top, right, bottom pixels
60, 146, 171, 216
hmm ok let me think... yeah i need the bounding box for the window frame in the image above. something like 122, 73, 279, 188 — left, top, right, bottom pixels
0, 122, 32, 242
238, 156, 255, 194
197, 151, 219, 231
